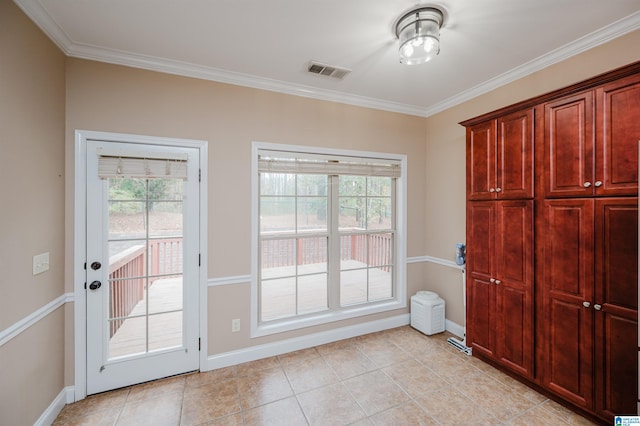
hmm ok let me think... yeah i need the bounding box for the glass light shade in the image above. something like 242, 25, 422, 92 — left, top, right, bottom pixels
396, 7, 443, 65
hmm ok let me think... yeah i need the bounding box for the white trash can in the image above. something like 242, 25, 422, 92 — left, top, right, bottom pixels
410, 291, 445, 335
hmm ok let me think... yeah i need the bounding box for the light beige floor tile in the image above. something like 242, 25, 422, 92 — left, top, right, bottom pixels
277, 347, 321, 366
382, 359, 448, 397
117, 393, 182, 425
185, 366, 236, 388
297, 382, 366, 426
243, 396, 308, 426
418, 347, 481, 383
539, 399, 599, 425
483, 368, 547, 404
456, 373, 537, 422
343, 370, 410, 416
55, 388, 129, 422
205, 412, 244, 425
127, 375, 185, 402
283, 357, 340, 394
355, 340, 411, 368
53, 408, 121, 426
508, 404, 570, 425
235, 356, 281, 377
369, 400, 438, 426
181, 378, 241, 426
414, 385, 499, 426
314, 338, 354, 355
236, 366, 293, 410
321, 346, 377, 379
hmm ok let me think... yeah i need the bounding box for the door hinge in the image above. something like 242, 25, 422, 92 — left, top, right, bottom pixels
199, 169, 201, 182
84, 262, 87, 270
198, 338, 201, 351
84, 282, 87, 290
199, 254, 201, 267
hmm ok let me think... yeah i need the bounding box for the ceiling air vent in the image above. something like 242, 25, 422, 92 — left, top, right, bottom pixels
307, 61, 351, 80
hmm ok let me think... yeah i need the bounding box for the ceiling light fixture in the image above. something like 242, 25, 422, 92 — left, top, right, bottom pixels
394, 6, 444, 65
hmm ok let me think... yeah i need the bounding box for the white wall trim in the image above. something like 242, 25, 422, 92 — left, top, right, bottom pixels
34, 386, 75, 426
208, 275, 251, 287
0, 293, 73, 347
205, 314, 410, 370
445, 319, 465, 339
407, 255, 465, 271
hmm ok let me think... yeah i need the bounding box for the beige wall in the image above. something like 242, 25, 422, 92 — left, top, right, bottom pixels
0, 0, 66, 424
423, 29, 640, 325
64, 59, 429, 357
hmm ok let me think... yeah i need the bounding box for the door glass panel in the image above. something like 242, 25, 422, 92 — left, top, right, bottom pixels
106, 177, 185, 360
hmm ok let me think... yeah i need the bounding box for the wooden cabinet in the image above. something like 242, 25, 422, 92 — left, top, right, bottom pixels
467, 109, 534, 200
463, 63, 640, 424
540, 198, 595, 408
593, 198, 638, 418
544, 73, 640, 198
540, 198, 638, 416
466, 200, 534, 378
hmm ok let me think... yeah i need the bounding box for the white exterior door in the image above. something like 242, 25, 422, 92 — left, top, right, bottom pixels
85, 139, 200, 394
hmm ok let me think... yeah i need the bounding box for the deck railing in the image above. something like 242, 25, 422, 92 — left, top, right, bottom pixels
108, 238, 182, 337
261, 231, 392, 271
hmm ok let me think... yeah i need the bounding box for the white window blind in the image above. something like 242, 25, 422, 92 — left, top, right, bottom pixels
258, 150, 401, 178
97, 149, 188, 180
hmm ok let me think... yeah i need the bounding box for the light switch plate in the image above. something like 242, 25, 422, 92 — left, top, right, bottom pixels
33, 252, 50, 275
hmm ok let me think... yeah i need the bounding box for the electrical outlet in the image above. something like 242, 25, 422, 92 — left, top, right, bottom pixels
33, 252, 50, 275
231, 319, 240, 332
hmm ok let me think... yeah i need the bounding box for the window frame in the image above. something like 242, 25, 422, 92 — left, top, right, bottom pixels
251, 142, 407, 337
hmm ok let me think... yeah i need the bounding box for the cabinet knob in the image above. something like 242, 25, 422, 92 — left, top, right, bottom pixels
495, 188, 502, 193
594, 181, 602, 187
494, 279, 501, 285
582, 301, 590, 308
489, 188, 496, 193
583, 182, 592, 188
489, 278, 496, 283
594, 304, 602, 311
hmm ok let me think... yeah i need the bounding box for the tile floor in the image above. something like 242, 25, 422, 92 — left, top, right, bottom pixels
54, 326, 599, 425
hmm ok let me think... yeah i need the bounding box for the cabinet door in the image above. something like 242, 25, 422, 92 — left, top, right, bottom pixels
467, 121, 496, 200
544, 92, 595, 198
542, 199, 594, 408
466, 202, 495, 357
495, 200, 534, 378
596, 74, 640, 196
594, 198, 638, 419
497, 109, 534, 199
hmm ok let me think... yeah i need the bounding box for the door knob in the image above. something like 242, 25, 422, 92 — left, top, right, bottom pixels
89, 280, 102, 290
494, 279, 501, 285
583, 182, 592, 188
489, 188, 496, 193
594, 304, 602, 311
489, 278, 496, 283
91, 261, 102, 270
582, 301, 590, 308
594, 181, 602, 187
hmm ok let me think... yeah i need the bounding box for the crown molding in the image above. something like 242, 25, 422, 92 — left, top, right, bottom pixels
14, 0, 640, 117
423, 10, 640, 116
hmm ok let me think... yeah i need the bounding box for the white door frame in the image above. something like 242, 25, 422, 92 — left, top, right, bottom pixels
74, 130, 208, 400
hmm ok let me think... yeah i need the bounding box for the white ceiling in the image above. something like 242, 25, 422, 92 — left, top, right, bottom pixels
15, 0, 640, 116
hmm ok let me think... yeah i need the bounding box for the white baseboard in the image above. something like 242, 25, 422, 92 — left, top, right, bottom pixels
34, 386, 74, 426
445, 319, 465, 339
205, 314, 411, 371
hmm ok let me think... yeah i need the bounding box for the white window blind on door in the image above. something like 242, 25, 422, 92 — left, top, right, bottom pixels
97, 149, 188, 180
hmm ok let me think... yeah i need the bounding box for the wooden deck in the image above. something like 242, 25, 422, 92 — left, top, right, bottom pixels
108, 277, 183, 359
108, 261, 392, 357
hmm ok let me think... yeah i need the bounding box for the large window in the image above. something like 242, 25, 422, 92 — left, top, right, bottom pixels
252, 144, 406, 335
